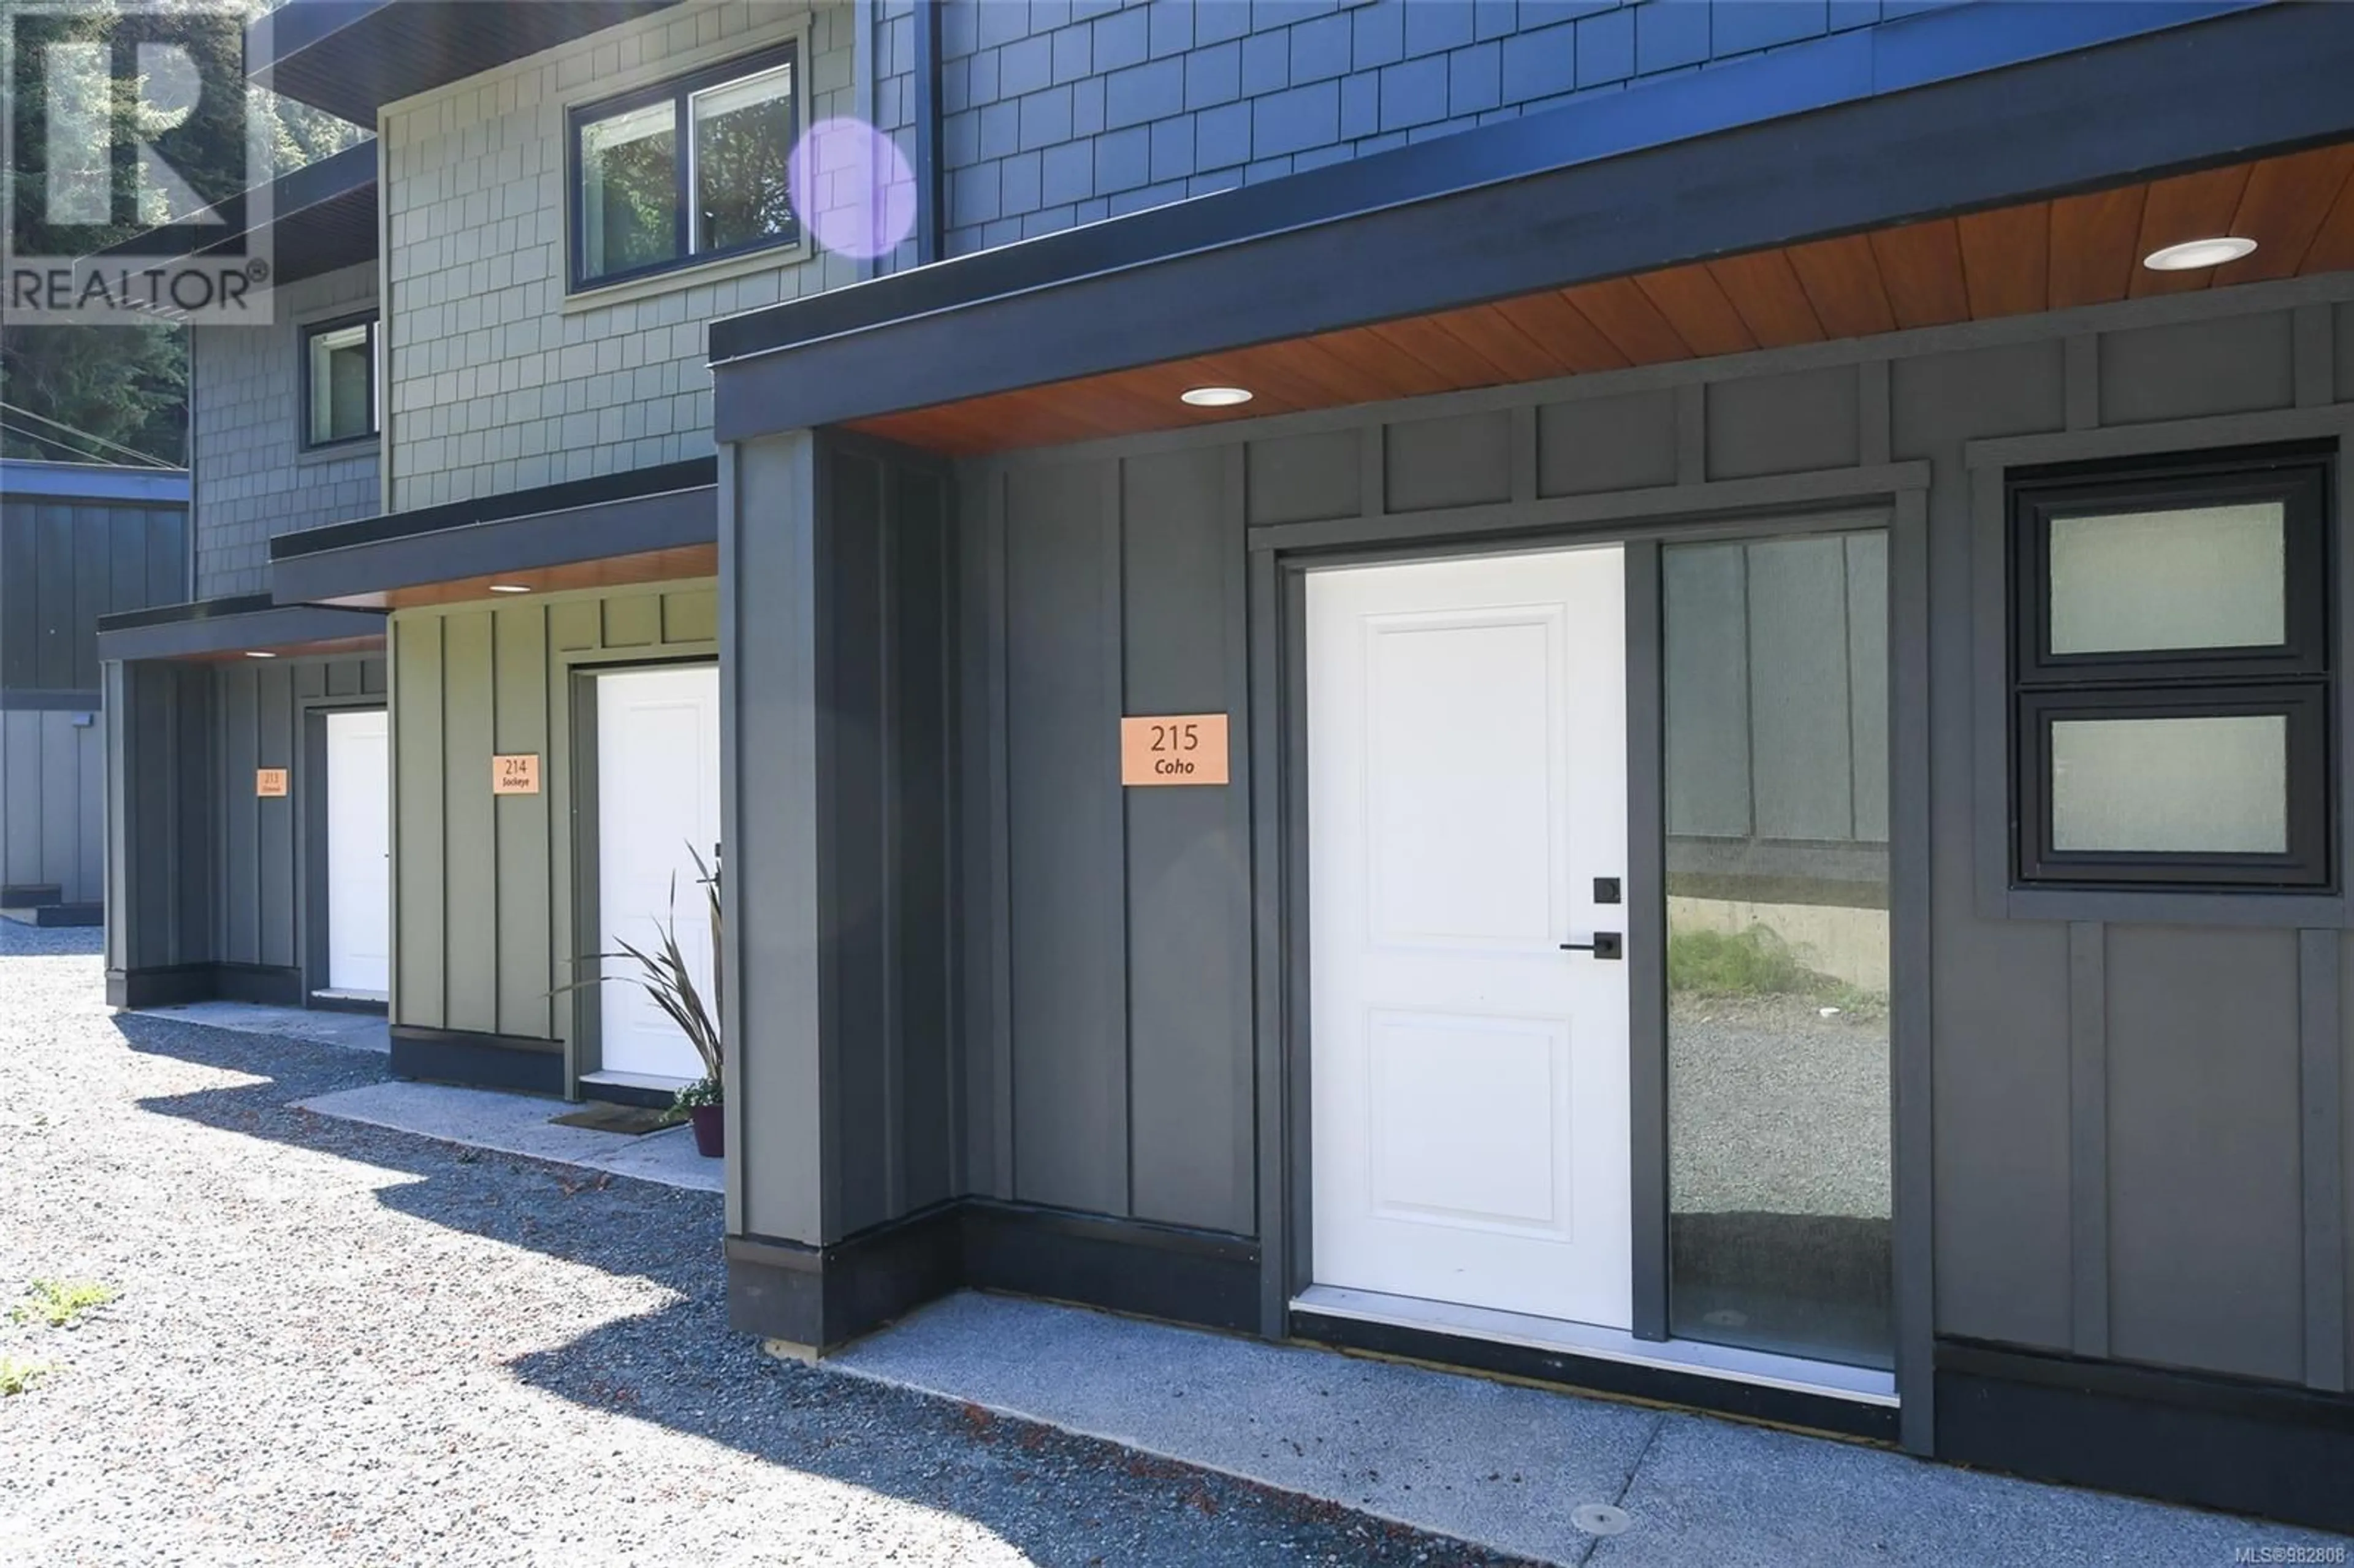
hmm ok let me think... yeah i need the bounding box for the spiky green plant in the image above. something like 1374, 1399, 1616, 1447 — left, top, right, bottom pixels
555, 843, 723, 1103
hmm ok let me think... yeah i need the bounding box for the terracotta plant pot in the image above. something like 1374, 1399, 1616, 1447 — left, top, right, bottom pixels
688, 1104, 724, 1159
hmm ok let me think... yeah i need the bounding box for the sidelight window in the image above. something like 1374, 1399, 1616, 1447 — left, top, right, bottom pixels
2009, 449, 2333, 889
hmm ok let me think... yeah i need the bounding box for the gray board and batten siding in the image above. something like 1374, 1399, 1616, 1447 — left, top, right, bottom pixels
103, 653, 386, 1001
1, 463, 189, 907
719, 273, 2354, 1455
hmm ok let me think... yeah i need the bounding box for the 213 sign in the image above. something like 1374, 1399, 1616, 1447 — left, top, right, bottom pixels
1119, 714, 1229, 786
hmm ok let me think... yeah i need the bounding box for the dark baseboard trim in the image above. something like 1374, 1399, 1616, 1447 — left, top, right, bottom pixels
576, 1077, 683, 1110
307, 991, 389, 1016
0, 883, 61, 905
1935, 1339, 2354, 1532
1, 900, 101, 927
213, 964, 305, 1007
106, 962, 302, 1008
726, 1199, 1261, 1350
1292, 1309, 1899, 1443
388, 1026, 565, 1096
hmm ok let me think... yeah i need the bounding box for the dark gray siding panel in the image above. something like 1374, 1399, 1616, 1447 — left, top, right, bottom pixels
2098, 312, 2296, 427
1004, 460, 1130, 1215
830, 454, 894, 1228
1122, 447, 1253, 1234
1537, 390, 1680, 497
1246, 429, 1361, 525
891, 467, 958, 1218
0, 496, 182, 698
1385, 410, 1510, 514
1707, 365, 1861, 480
1891, 340, 2067, 462
2106, 923, 2307, 1383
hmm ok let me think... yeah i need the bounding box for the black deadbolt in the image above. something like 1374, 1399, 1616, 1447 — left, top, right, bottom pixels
1593, 877, 1621, 905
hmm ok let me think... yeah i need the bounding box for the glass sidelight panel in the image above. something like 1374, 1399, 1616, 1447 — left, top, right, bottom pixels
1663, 530, 1892, 1369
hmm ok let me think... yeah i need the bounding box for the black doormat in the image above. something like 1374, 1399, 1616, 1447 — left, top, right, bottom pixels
549, 1103, 683, 1135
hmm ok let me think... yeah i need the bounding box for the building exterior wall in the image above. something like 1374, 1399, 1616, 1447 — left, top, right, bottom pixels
1, 474, 189, 905
934, 0, 1954, 255
189, 261, 381, 598
387, 583, 718, 1059
103, 653, 386, 984
378, 1, 861, 511
905, 275, 2354, 1397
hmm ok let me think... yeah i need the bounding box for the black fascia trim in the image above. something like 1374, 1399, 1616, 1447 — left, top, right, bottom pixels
389, 1026, 566, 1097
96, 598, 386, 663
709, 1, 2354, 441
1935, 1339, 2354, 1531
107, 139, 379, 278
1293, 1309, 1900, 1444
271, 456, 717, 558
267, 481, 718, 605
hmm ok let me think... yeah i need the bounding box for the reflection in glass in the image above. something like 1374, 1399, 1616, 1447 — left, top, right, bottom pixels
2051, 713, 2288, 853
580, 101, 680, 280
693, 64, 796, 253
1663, 531, 1891, 1369
307, 321, 372, 444
2048, 502, 2285, 654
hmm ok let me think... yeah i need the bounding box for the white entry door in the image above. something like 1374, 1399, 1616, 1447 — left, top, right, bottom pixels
324, 709, 391, 996
1308, 547, 1631, 1328
596, 664, 722, 1081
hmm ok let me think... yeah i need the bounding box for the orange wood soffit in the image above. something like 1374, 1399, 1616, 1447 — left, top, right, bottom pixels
848, 145, 2354, 457
309, 544, 720, 610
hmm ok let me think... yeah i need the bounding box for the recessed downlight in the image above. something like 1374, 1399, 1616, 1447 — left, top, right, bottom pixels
244, 650, 278, 659
487, 583, 533, 595
2143, 235, 2258, 272
1180, 386, 1253, 408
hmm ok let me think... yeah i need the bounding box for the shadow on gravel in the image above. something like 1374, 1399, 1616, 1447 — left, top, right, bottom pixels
110, 1011, 1526, 1568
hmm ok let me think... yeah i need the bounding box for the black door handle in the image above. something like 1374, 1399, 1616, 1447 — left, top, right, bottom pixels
1560, 932, 1623, 961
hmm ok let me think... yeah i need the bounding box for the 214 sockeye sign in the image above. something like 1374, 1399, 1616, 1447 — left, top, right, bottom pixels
1120, 714, 1229, 786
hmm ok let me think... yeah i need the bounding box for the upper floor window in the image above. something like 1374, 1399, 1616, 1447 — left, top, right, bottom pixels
302, 311, 377, 448
2009, 446, 2334, 890
569, 42, 800, 291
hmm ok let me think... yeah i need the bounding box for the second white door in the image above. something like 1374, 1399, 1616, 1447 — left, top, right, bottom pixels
1308, 547, 1631, 1328
596, 664, 722, 1081
325, 708, 391, 996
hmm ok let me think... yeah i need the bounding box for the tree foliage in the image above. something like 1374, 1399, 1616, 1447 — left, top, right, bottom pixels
0, 0, 364, 465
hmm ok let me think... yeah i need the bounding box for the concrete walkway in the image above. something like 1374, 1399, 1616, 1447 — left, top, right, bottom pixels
132, 999, 390, 1053
828, 1291, 2353, 1567
292, 1079, 721, 1193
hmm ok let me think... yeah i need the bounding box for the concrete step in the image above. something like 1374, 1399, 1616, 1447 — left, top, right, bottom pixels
1, 901, 100, 927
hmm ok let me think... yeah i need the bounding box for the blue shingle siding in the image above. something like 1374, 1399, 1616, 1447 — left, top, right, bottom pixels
939, 0, 1926, 256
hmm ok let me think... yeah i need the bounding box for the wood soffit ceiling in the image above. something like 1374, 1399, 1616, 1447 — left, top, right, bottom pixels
848, 145, 2354, 458
312, 544, 719, 611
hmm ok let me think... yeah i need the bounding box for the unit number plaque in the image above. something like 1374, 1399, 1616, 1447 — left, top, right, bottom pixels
492, 753, 541, 795
254, 768, 289, 798
1120, 714, 1229, 786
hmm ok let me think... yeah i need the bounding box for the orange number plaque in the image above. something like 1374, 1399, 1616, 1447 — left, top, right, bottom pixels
1120, 714, 1229, 786
492, 754, 541, 795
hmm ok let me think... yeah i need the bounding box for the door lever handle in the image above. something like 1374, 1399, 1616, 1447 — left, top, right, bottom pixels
1560, 932, 1623, 961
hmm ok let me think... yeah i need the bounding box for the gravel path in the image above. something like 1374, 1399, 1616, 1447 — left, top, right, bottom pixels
0, 930, 1523, 1567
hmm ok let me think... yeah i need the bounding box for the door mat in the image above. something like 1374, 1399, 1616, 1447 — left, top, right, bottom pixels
549, 1104, 684, 1136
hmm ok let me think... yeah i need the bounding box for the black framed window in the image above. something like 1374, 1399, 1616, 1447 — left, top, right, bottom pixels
569, 42, 799, 291
2009, 446, 2334, 889
300, 311, 377, 449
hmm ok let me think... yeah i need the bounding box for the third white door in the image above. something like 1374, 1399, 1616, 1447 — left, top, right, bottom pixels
325, 707, 390, 996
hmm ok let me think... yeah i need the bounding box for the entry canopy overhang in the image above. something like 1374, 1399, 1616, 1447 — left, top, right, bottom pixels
99, 139, 378, 287
708, 0, 2354, 454
97, 595, 387, 664
249, 0, 684, 126
266, 457, 718, 609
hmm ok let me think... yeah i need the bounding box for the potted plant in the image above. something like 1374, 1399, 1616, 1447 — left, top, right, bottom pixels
559, 843, 726, 1157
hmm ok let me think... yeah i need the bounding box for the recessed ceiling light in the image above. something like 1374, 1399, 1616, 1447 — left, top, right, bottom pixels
244, 650, 277, 659
488, 583, 532, 594
2143, 235, 2258, 272
1180, 386, 1253, 408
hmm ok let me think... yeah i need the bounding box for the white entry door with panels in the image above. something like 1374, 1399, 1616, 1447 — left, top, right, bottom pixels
595, 664, 722, 1081
324, 708, 391, 997
1308, 547, 1631, 1329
